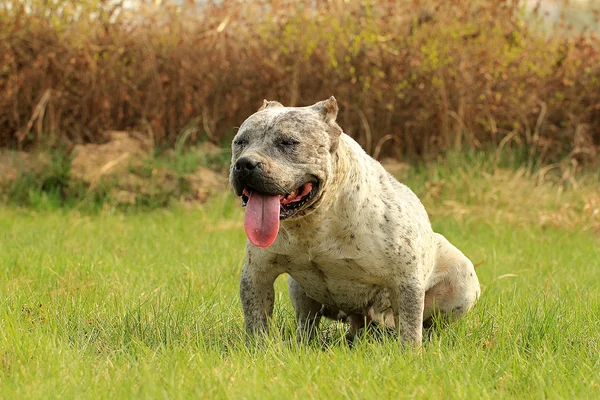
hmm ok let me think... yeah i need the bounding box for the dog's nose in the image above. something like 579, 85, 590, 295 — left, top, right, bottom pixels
234, 156, 262, 172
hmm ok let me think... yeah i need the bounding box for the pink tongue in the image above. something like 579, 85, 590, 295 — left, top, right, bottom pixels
244, 192, 281, 248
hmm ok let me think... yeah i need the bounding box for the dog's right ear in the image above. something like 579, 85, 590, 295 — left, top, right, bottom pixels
258, 100, 284, 111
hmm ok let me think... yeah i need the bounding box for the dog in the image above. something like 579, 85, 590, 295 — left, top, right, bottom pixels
229, 96, 480, 345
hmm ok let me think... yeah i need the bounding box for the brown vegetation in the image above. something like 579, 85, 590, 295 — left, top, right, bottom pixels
1, 0, 599, 166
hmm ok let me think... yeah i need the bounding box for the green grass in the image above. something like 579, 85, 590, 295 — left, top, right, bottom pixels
1, 165, 599, 398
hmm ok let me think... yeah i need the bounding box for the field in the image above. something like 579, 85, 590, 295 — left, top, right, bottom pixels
2, 0, 599, 397
1, 157, 599, 399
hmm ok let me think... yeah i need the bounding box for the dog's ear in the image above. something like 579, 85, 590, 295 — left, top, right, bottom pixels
258, 100, 284, 111
312, 96, 342, 152
311, 96, 338, 123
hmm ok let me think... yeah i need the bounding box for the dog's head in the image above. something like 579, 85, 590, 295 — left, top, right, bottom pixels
230, 97, 342, 247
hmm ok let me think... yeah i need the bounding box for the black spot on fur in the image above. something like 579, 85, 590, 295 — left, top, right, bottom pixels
240, 274, 255, 311
381, 198, 392, 210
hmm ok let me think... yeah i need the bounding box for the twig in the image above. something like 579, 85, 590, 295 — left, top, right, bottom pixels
202, 106, 216, 143
495, 129, 518, 166
16, 89, 52, 148
530, 100, 547, 168
373, 134, 400, 160
352, 105, 372, 155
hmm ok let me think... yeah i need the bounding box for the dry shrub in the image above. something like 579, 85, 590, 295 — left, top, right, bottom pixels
0, 0, 599, 166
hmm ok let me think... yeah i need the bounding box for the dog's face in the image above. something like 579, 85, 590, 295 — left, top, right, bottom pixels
230, 97, 342, 247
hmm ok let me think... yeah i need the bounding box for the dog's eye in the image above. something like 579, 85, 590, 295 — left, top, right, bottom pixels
278, 139, 299, 147
234, 138, 248, 147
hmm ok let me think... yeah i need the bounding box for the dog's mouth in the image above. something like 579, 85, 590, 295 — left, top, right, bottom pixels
240, 181, 319, 249
241, 181, 319, 220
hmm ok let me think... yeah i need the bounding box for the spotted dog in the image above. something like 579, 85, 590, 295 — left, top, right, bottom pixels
229, 96, 480, 345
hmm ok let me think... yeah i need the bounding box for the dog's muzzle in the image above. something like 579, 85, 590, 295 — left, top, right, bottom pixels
231, 155, 273, 196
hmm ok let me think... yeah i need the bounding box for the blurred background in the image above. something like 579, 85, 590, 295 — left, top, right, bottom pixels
0, 0, 598, 210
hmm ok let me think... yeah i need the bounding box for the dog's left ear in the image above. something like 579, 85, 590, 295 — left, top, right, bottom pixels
311, 96, 338, 123
258, 100, 284, 111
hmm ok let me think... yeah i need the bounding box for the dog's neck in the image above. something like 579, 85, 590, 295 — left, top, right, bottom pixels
280, 134, 372, 233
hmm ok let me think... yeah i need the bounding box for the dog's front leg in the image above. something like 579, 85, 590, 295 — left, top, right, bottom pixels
239, 263, 278, 335
390, 279, 425, 346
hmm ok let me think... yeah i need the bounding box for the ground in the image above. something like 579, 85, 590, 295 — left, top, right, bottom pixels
0, 132, 227, 207
0, 156, 599, 399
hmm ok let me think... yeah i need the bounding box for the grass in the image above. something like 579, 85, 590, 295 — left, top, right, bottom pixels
0, 157, 599, 399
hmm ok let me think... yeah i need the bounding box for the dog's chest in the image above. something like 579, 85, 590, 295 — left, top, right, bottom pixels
286, 254, 392, 313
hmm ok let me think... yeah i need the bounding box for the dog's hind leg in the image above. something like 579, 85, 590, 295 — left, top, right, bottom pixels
288, 275, 323, 342
423, 234, 481, 329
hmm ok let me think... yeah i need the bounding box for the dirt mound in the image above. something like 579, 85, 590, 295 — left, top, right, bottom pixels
71, 131, 150, 186
70, 131, 227, 205
2, 131, 228, 207
185, 167, 228, 203
0, 150, 48, 186
380, 158, 411, 178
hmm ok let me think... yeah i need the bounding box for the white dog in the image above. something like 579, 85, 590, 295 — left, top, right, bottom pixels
230, 97, 480, 345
